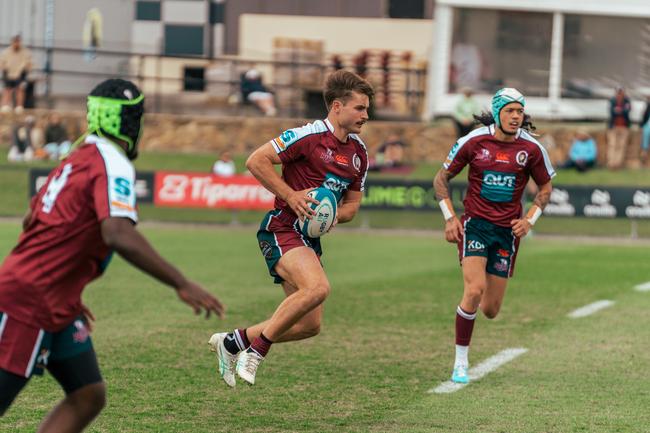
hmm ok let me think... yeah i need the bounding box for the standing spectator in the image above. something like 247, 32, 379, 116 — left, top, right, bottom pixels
0, 35, 32, 114
212, 151, 236, 177
241, 69, 277, 116
606, 87, 631, 169
452, 87, 480, 138
562, 129, 597, 173
43, 113, 72, 160
640, 95, 650, 165
7, 115, 40, 162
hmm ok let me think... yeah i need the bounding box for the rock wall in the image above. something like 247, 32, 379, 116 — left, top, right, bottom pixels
0, 109, 644, 168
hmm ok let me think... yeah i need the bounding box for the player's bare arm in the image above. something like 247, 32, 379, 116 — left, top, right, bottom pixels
434, 167, 463, 243
101, 217, 225, 319
246, 142, 318, 220
510, 181, 553, 238
336, 190, 362, 225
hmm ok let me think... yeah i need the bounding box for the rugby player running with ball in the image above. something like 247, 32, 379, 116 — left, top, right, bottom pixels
209, 70, 373, 387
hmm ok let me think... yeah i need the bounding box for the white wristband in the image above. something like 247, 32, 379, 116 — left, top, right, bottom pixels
526, 206, 542, 225
439, 198, 456, 221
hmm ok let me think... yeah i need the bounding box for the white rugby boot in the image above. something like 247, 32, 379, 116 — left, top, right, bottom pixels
236, 349, 264, 386
208, 332, 237, 388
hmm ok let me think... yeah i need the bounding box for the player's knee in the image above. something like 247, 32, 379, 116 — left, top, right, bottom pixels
306, 283, 330, 306
464, 285, 485, 304
481, 304, 501, 319
72, 382, 106, 416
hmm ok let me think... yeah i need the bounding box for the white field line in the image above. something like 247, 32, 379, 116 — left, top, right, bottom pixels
567, 300, 615, 318
634, 282, 650, 292
428, 348, 528, 394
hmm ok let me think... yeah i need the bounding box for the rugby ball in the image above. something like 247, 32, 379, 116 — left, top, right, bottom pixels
298, 187, 337, 238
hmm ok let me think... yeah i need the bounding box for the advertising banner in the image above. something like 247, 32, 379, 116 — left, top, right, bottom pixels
153, 172, 275, 210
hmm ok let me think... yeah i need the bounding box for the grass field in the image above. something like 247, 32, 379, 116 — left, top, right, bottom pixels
1, 221, 649, 433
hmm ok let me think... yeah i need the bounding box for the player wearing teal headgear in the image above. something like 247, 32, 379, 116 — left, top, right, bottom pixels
85, 78, 144, 160
491, 87, 525, 130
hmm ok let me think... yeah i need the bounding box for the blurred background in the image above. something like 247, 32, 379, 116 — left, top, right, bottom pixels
2, 0, 650, 238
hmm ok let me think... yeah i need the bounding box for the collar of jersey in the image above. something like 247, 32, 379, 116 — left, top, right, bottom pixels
85, 134, 128, 156
324, 118, 350, 143
489, 124, 522, 140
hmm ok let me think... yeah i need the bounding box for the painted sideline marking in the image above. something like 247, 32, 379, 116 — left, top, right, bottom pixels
634, 282, 650, 292
567, 300, 615, 318
428, 348, 528, 394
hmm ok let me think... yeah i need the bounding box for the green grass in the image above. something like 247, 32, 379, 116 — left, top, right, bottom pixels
1, 222, 649, 432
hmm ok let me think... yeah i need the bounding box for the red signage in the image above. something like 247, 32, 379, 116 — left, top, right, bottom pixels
154, 172, 275, 210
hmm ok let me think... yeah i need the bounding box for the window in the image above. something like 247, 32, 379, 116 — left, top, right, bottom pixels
135, 1, 160, 21
562, 15, 650, 99
449, 8, 552, 96
164, 25, 204, 56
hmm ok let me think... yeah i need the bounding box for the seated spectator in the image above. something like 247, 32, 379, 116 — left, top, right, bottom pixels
43, 113, 71, 160
8, 115, 40, 162
369, 134, 406, 171
640, 95, 650, 165
0, 35, 32, 114
241, 69, 277, 116
212, 151, 236, 177
562, 129, 597, 173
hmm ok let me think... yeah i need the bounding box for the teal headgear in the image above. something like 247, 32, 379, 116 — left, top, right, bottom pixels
491, 88, 525, 128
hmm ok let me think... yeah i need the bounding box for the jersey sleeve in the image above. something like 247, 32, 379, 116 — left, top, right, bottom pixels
349, 140, 369, 192
92, 146, 138, 223
443, 139, 472, 176
271, 123, 320, 163
528, 143, 556, 186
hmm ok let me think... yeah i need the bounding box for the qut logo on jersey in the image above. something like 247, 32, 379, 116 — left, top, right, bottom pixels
321, 173, 351, 201
483, 172, 516, 188
481, 171, 516, 203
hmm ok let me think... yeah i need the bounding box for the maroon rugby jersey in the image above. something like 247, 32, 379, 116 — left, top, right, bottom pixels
270, 118, 369, 215
0, 135, 138, 331
443, 125, 555, 227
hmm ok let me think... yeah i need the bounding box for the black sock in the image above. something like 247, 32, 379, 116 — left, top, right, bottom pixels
223, 332, 240, 355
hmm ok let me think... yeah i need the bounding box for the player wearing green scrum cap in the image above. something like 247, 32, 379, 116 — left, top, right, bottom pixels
0, 78, 224, 430
433, 88, 555, 384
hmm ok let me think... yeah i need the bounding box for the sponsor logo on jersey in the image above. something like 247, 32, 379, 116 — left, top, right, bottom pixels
353, 154, 361, 171
321, 172, 351, 202
516, 150, 528, 166
480, 170, 516, 203
446, 141, 461, 162
495, 152, 510, 163
335, 154, 349, 166
272, 137, 286, 151
467, 240, 486, 251
476, 148, 491, 161
321, 148, 334, 163
111, 177, 134, 211
280, 129, 297, 144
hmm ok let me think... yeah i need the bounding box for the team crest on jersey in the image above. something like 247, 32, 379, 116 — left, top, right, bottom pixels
353, 154, 361, 171
516, 150, 528, 166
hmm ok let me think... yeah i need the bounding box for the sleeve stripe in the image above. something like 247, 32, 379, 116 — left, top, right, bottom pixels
521, 131, 556, 179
